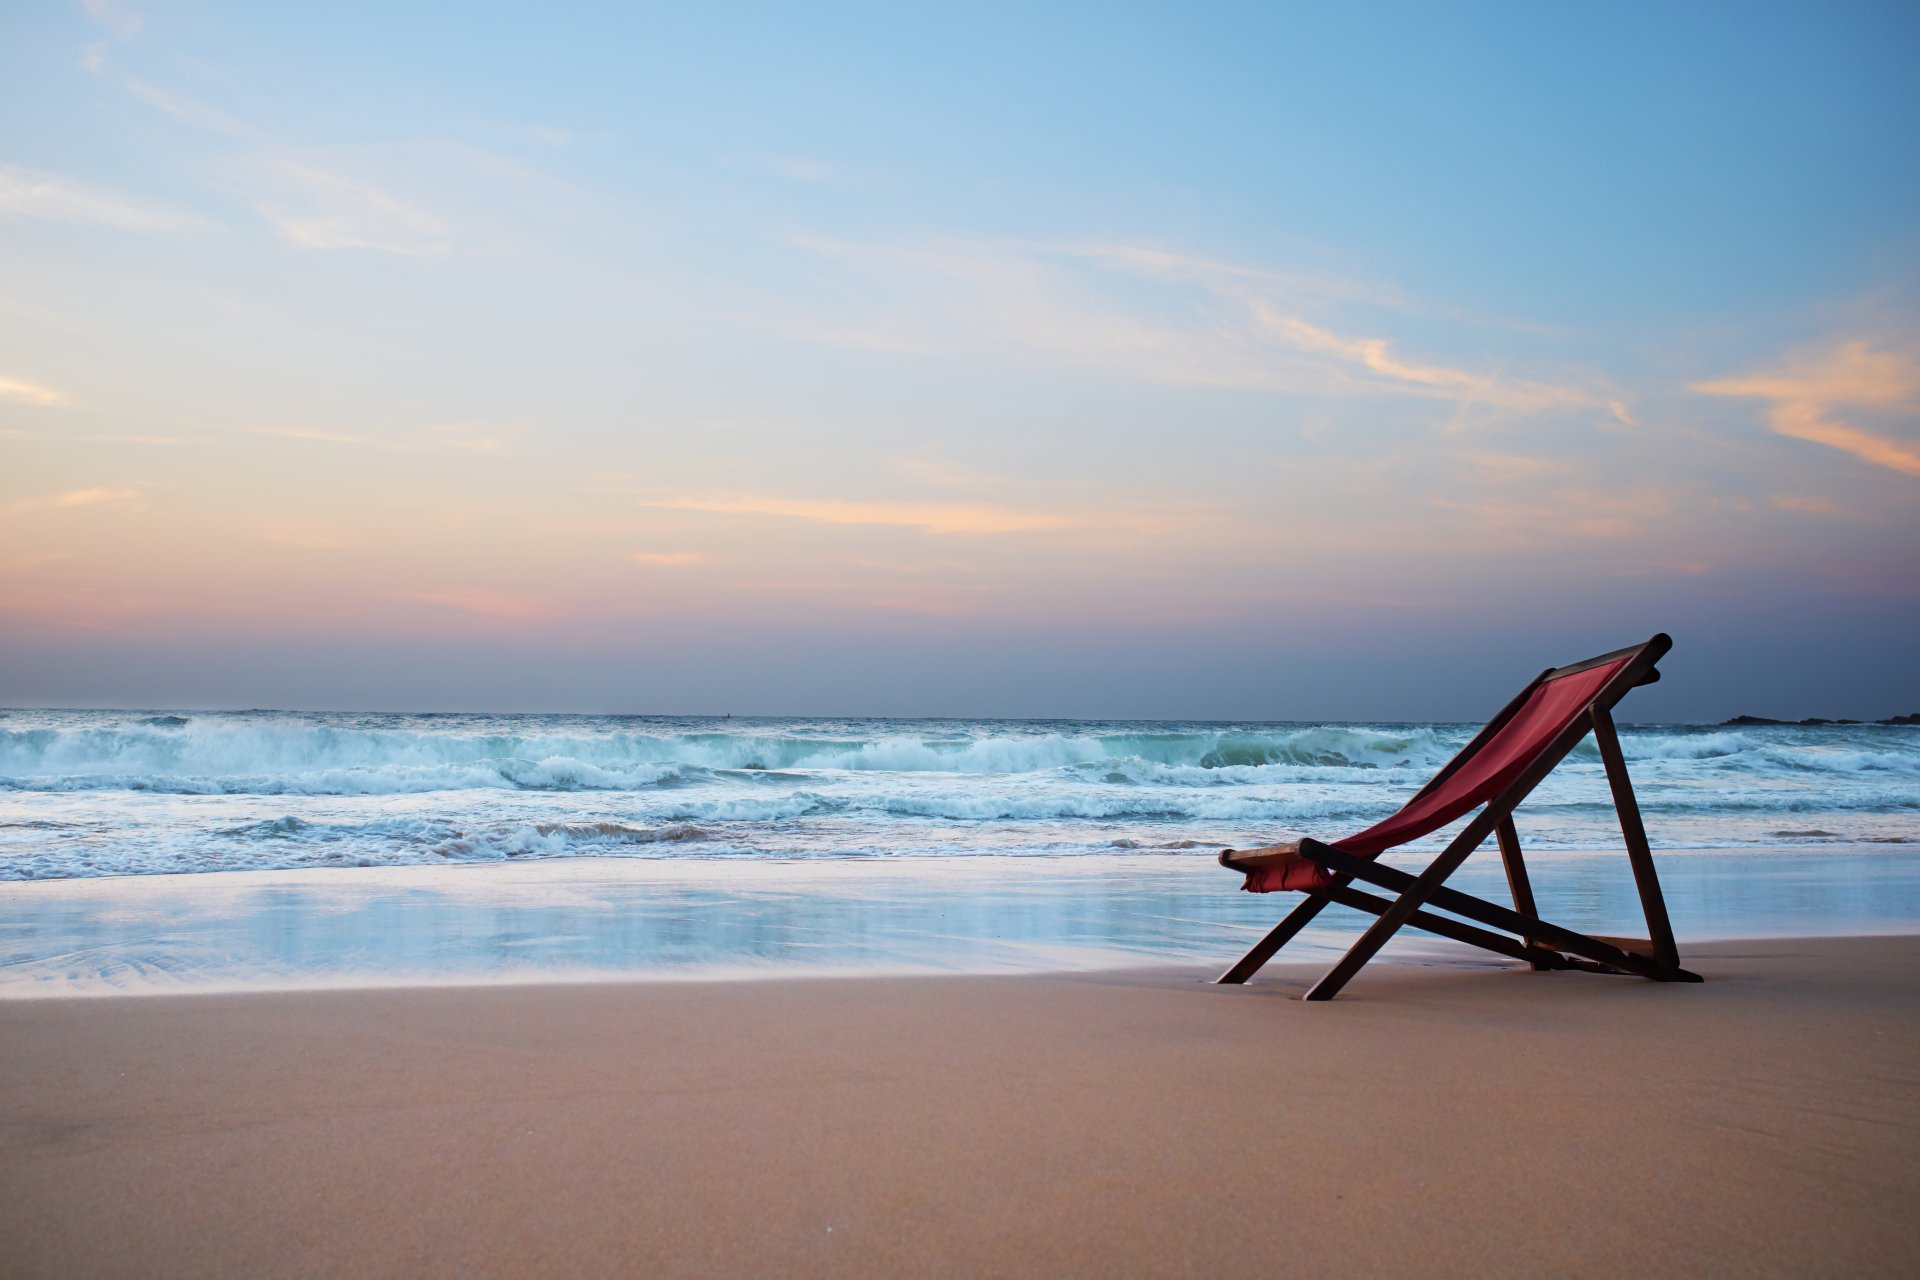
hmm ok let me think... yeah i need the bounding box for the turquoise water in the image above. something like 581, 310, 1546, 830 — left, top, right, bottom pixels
2, 712, 1915, 880
3, 711, 1915, 993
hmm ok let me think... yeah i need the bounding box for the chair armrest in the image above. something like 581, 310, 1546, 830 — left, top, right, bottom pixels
1218, 842, 1304, 871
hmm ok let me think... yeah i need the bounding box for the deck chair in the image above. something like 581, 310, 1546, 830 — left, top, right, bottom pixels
1218, 633, 1700, 1000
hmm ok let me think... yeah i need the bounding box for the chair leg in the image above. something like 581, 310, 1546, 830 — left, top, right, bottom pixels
1305, 842, 1701, 984
1591, 708, 1681, 970
1216, 892, 1332, 984
1303, 843, 1482, 1000
1495, 816, 1549, 969
1325, 886, 1568, 966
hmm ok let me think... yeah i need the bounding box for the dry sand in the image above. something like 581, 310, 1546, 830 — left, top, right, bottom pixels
4, 936, 1918, 1277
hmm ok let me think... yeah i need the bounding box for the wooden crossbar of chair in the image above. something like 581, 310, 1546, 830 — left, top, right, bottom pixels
1217, 634, 1701, 1000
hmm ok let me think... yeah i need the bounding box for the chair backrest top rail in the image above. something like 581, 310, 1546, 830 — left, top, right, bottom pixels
1544, 633, 1670, 682
1332, 634, 1669, 860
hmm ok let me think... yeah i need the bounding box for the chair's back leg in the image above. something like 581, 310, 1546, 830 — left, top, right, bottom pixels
1495, 816, 1550, 970
1590, 707, 1680, 970
1216, 891, 1333, 984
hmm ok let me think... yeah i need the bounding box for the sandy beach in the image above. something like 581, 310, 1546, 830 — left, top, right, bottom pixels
8, 0, 1915, 1274
4, 935, 1917, 1277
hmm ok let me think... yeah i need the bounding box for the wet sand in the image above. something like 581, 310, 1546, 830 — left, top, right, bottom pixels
4, 936, 1918, 1277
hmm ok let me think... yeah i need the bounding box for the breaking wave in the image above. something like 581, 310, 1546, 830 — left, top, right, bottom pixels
0, 719, 1461, 794
9, 716, 1908, 797
2, 711, 1915, 879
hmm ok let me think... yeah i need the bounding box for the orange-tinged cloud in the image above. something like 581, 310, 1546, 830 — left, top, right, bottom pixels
631, 551, 706, 566
652, 494, 1071, 535
51, 487, 138, 508
1695, 340, 1920, 478
257, 426, 365, 444
4, 487, 141, 514
1253, 308, 1590, 413
1694, 341, 1914, 406
1767, 403, 1920, 478
1432, 486, 1677, 547
793, 237, 1598, 413
0, 375, 67, 406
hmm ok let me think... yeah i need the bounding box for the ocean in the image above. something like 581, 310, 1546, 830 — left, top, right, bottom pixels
3, 711, 1917, 993
2, 711, 1916, 880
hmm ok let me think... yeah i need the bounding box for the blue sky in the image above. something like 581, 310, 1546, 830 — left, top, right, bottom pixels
2, 1, 1917, 718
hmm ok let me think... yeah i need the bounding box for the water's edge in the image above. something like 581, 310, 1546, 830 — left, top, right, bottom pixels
6, 848, 1918, 998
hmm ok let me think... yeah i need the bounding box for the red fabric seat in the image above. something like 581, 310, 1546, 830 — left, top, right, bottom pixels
1241, 659, 1626, 893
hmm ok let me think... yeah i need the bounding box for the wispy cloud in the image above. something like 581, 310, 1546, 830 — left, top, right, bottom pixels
252, 423, 518, 452
1251, 306, 1589, 413
250, 159, 456, 257
79, 27, 260, 140
80, 42, 542, 258
0, 375, 68, 407
256, 426, 365, 445
1766, 404, 1920, 477
1695, 340, 1920, 478
1432, 485, 1678, 545
80, 0, 143, 40
1061, 242, 1411, 310
788, 237, 1595, 416
645, 492, 1073, 535
631, 551, 707, 566
4, 487, 141, 515
1, 427, 208, 445
0, 162, 204, 233
122, 77, 257, 139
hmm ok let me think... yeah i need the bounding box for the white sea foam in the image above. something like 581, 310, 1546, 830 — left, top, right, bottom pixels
1, 710, 1915, 879
0, 718, 1467, 793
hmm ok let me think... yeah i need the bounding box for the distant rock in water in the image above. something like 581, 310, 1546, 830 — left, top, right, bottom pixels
1719, 713, 1916, 726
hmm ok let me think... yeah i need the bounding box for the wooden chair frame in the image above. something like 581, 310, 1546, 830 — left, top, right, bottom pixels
1217, 634, 1702, 1000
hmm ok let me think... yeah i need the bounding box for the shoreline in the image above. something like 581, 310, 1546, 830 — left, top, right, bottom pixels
7, 848, 1920, 999
4, 935, 1917, 1276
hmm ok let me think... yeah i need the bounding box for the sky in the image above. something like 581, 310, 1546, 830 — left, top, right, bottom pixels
2, 1, 1917, 720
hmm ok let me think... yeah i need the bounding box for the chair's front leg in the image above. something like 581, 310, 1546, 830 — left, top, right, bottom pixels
1302, 837, 1482, 1000
1216, 891, 1334, 983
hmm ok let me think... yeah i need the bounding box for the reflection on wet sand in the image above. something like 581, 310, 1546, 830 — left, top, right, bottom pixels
4, 849, 1919, 996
